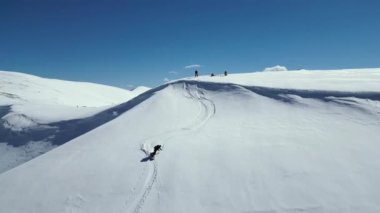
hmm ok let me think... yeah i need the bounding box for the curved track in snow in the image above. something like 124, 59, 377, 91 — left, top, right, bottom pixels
127, 79, 380, 213
127, 82, 216, 213
182, 82, 216, 130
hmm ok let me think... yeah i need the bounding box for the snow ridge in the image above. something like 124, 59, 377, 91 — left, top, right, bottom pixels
128, 82, 216, 213
1, 71, 380, 212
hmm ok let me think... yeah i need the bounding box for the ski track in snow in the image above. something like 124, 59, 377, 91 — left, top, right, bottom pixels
127, 82, 216, 213
130, 160, 158, 213
182, 82, 216, 130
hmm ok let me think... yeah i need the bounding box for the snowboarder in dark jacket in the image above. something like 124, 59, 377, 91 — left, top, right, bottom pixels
195, 70, 198, 77
150, 145, 162, 158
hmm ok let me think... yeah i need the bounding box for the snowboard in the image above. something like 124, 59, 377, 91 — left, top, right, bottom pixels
149, 152, 155, 161
149, 150, 161, 161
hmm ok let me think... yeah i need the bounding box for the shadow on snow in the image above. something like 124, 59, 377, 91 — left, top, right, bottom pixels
0, 84, 168, 147
2, 80, 380, 148
179, 80, 380, 113
140, 156, 154, 162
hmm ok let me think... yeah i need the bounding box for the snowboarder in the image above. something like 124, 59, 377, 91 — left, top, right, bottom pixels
150, 145, 162, 159
211, 73, 215, 77
195, 70, 198, 77
224, 70, 228, 76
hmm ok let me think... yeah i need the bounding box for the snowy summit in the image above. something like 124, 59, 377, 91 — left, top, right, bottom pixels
1, 68, 380, 213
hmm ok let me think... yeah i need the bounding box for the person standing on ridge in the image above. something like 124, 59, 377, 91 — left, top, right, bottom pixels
195, 70, 198, 77
224, 70, 228, 76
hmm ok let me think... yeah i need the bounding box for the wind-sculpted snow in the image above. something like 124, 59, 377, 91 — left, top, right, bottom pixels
181, 80, 380, 100
0, 105, 11, 118
180, 80, 380, 114
185, 68, 380, 92
1, 77, 380, 213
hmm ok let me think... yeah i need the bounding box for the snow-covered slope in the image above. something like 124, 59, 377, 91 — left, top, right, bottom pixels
1, 69, 380, 213
185, 68, 380, 92
132, 86, 152, 95
0, 71, 150, 173
0, 70, 149, 130
0, 70, 140, 106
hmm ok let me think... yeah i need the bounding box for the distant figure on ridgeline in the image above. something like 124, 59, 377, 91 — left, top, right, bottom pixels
224, 70, 228, 76
211, 73, 215, 77
195, 70, 198, 77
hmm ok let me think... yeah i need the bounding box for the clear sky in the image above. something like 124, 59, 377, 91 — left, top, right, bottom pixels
1, 0, 380, 88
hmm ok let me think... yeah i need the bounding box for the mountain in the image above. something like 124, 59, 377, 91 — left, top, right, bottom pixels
0, 71, 150, 173
1, 69, 380, 212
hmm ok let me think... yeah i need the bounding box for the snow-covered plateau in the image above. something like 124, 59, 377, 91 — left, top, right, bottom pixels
0, 71, 149, 173
1, 68, 380, 213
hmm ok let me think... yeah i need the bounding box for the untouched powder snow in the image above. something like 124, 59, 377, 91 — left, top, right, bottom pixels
1, 69, 380, 213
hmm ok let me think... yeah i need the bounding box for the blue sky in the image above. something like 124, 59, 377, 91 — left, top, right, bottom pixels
1, 0, 380, 88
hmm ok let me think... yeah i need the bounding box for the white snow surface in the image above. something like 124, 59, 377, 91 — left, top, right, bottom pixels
0, 141, 57, 173
0, 70, 149, 127
1, 69, 380, 213
0, 70, 149, 173
187, 68, 380, 92
0, 70, 141, 107
132, 86, 151, 95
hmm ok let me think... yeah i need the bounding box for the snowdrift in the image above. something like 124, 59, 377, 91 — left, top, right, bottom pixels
1, 69, 380, 213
